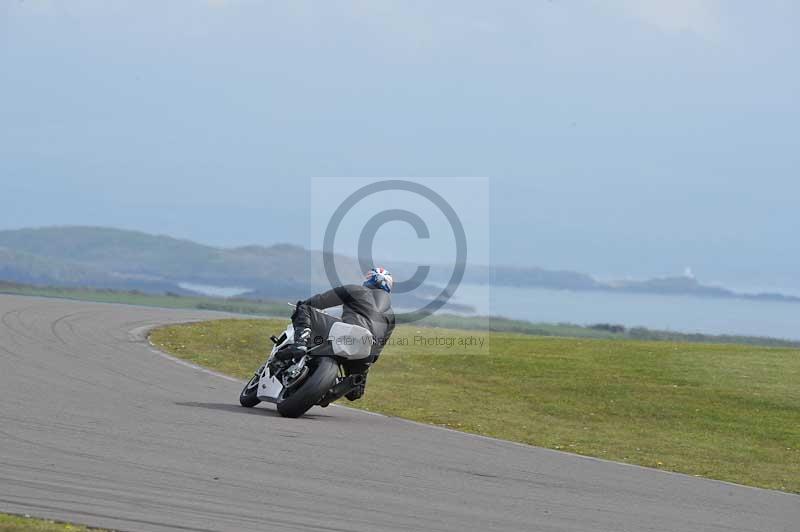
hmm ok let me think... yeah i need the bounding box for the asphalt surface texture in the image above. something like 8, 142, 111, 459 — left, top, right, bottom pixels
0, 294, 797, 532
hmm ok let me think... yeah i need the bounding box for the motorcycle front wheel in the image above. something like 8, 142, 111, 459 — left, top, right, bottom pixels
276, 357, 338, 418
239, 369, 262, 408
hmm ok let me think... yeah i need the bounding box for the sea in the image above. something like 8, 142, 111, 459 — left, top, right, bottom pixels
179, 279, 800, 341
446, 283, 800, 341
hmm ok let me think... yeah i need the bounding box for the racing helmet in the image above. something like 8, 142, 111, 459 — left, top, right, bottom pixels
363, 267, 393, 293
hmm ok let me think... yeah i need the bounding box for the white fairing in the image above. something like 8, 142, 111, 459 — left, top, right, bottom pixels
257, 368, 283, 403
256, 324, 293, 403
277, 324, 294, 352
328, 321, 373, 360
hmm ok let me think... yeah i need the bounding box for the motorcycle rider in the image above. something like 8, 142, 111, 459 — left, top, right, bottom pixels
273, 267, 395, 400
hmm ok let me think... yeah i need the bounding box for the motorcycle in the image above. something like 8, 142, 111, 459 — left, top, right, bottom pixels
239, 320, 374, 418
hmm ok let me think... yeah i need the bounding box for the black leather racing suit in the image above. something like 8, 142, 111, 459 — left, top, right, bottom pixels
291, 284, 395, 376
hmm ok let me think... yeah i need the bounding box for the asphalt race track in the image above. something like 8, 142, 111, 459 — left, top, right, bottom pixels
0, 295, 797, 532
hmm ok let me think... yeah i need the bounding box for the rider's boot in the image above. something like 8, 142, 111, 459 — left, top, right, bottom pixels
274, 327, 311, 362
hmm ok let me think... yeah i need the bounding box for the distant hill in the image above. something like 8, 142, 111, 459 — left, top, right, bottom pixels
0, 227, 468, 308
386, 261, 602, 291
0, 226, 358, 290
609, 275, 800, 303
0, 245, 110, 286
0, 226, 797, 306
0, 227, 314, 287
0, 245, 198, 294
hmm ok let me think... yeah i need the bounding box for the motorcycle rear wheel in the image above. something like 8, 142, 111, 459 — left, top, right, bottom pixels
276, 357, 338, 418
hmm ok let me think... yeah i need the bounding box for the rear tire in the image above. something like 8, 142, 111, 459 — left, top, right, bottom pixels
239, 371, 261, 408
276, 357, 338, 418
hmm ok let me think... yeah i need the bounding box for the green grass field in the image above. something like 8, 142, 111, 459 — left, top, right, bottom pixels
150, 318, 800, 493
0, 514, 108, 532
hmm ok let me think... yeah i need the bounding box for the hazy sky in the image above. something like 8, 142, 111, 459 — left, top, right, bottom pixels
1, 1, 798, 293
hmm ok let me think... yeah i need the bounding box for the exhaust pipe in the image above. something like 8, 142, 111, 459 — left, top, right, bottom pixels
319, 373, 366, 407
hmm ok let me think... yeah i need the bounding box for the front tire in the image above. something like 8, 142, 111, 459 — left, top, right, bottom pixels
239, 371, 261, 408
276, 357, 338, 418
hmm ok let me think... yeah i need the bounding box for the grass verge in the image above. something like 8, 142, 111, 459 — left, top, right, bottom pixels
0, 513, 109, 531
150, 318, 800, 493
